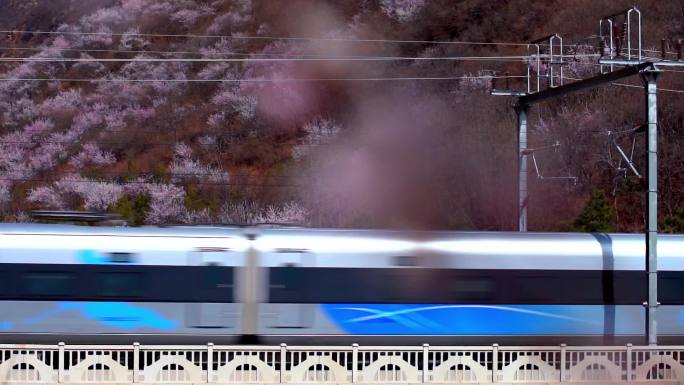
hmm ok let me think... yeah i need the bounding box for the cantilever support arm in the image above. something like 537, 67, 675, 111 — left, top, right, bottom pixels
516, 62, 653, 107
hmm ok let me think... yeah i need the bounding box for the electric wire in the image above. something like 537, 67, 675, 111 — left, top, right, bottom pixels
0, 29, 537, 47
0, 45, 605, 60
0, 55, 531, 63
0, 75, 527, 83
0, 176, 303, 188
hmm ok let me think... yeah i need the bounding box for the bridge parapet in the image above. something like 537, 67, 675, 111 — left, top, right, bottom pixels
1, 343, 684, 384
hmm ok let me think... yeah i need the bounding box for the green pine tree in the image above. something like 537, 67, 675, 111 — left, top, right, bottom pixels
573, 189, 616, 233
110, 193, 150, 226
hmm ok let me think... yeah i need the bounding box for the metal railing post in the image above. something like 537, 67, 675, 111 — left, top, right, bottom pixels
280, 343, 287, 383
559, 344, 567, 382
133, 342, 140, 383
492, 344, 499, 383
526, 44, 531, 93
58, 342, 65, 383
422, 344, 429, 383
626, 343, 633, 382
352, 343, 359, 383
207, 343, 214, 383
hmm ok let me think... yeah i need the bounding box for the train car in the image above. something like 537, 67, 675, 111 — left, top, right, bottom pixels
255, 229, 684, 345
0, 223, 249, 344
0, 223, 683, 345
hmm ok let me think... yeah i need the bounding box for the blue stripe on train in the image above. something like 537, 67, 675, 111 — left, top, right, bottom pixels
0, 302, 177, 331
321, 304, 645, 335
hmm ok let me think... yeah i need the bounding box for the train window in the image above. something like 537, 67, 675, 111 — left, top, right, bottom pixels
108, 252, 135, 263
515, 276, 559, 301
205, 268, 232, 291
659, 274, 684, 304
280, 266, 304, 290
393, 256, 418, 266
450, 277, 496, 294
24, 272, 75, 296
97, 272, 143, 298
515, 274, 604, 303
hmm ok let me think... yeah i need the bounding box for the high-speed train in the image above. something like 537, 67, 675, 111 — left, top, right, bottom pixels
0, 223, 683, 345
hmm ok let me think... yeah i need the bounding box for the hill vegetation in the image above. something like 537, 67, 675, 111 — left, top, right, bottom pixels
0, 0, 683, 232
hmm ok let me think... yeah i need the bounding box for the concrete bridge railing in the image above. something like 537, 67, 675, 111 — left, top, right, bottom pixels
1, 343, 684, 384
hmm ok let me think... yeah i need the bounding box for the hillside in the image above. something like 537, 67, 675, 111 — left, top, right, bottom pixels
0, 0, 683, 232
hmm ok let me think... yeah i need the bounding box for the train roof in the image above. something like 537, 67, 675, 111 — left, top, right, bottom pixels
1, 222, 683, 241
0, 223, 243, 237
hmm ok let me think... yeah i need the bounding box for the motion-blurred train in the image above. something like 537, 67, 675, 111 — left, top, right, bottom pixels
0, 223, 683, 345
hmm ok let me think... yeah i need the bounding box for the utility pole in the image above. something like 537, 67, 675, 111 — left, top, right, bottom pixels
515, 104, 529, 232
491, 90, 528, 232
641, 69, 660, 346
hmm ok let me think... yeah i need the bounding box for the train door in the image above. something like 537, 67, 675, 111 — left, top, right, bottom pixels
185, 248, 238, 329
267, 249, 314, 328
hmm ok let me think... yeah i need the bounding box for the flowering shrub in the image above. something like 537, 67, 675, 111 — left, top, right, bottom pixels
380, 0, 425, 22
145, 183, 187, 224
39, 90, 82, 117
0, 182, 11, 212
293, 118, 341, 160
70, 54, 109, 77
61, 178, 124, 211
170, 143, 229, 183
566, 44, 600, 79
70, 143, 116, 168
211, 88, 257, 120
253, 202, 309, 225
459, 71, 494, 93
28, 175, 123, 211
27, 186, 65, 209
81, 7, 132, 30
120, 28, 150, 50
217, 201, 308, 225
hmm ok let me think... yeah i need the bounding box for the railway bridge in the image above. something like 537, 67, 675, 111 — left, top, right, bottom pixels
1, 343, 684, 384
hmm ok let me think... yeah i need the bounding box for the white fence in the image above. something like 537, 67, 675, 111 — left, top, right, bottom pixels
1, 343, 684, 384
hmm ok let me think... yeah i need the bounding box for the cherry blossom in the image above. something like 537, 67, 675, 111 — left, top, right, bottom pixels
170, 143, 229, 183
253, 202, 309, 225
380, 0, 426, 22
39, 90, 82, 117
70, 54, 108, 77
81, 7, 132, 29
217, 201, 309, 225
184, 208, 212, 224
0, 182, 11, 212
217, 200, 259, 224
27, 186, 65, 209
120, 27, 150, 50
171, 9, 203, 28
211, 88, 257, 121
293, 118, 341, 160
145, 183, 187, 224
70, 143, 116, 168
59, 176, 124, 211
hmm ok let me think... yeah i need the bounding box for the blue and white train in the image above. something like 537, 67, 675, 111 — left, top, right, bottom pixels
0, 223, 683, 344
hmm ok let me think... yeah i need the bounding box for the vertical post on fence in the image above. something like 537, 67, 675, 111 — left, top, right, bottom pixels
133, 342, 140, 383
207, 343, 214, 383
422, 344, 429, 383
280, 343, 287, 384
352, 343, 359, 383
492, 344, 499, 383
559, 344, 567, 382
626, 343, 633, 382
58, 342, 65, 383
